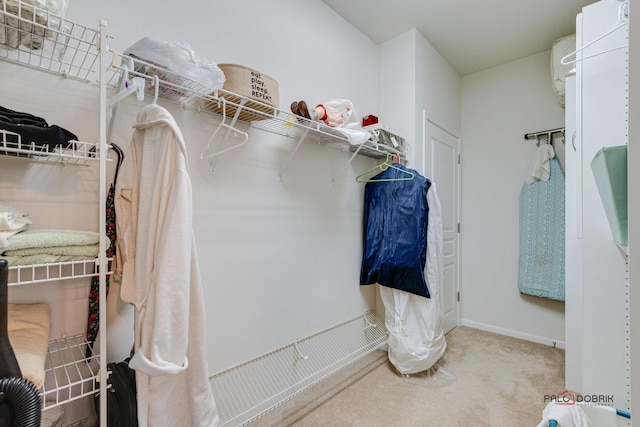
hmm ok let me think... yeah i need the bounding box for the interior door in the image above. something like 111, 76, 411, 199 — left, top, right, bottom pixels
423, 114, 460, 333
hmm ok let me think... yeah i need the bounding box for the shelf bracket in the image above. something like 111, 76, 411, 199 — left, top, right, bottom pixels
278, 127, 311, 180
293, 339, 309, 362
363, 313, 377, 330
332, 144, 364, 186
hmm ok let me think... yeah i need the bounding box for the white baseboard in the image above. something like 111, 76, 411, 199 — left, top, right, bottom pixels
460, 319, 566, 350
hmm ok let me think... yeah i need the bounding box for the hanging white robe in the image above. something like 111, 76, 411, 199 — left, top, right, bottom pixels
114, 104, 219, 427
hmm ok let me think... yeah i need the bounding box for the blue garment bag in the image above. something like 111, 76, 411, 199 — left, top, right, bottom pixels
360, 165, 431, 299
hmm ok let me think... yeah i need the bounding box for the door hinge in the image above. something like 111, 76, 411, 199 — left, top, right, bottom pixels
457, 223, 460, 233
457, 291, 460, 302
457, 154, 461, 164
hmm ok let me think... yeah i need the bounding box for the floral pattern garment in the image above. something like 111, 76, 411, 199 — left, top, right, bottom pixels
86, 144, 123, 355
85, 185, 115, 351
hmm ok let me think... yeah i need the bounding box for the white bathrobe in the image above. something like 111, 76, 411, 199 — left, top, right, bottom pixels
114, 104, 219, 427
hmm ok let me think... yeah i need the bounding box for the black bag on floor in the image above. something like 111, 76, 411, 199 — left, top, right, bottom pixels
95, 357, 138, 427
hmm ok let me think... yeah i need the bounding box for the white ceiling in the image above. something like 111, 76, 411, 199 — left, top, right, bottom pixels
321, 0, 598, 76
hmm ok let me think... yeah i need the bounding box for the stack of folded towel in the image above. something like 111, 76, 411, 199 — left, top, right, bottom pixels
8, 303, 50, 389
1, 229, 100, 266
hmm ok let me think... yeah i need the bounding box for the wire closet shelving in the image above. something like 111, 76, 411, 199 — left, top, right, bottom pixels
1, 0, 110, 415
0, 130, 102, 165
209, 312, 387, 427
0, 2, 100, 80
104, 52, 407, 179
6, 257, 110, 410
41, 334, 99, 410
6, 259, 111, 286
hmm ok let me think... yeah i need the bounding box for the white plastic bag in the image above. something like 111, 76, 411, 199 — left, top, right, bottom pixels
124, 37, 225, 92
380, 286, 446, 375
379, 183, 450, 379
318, 99, 369, 145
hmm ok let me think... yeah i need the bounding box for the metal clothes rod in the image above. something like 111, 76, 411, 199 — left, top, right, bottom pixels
523, 127, 565, 141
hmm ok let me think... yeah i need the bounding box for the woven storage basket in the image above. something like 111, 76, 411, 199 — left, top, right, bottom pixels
206, 64, 279, 122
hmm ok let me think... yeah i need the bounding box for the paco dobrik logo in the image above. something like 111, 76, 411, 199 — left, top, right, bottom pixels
546, 390, 578, 405
544, 390, 614, 406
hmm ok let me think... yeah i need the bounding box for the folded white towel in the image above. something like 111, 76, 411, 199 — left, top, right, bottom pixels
536, 402, 591, 427
0, 206, 32, 249
527, 142, 556, 184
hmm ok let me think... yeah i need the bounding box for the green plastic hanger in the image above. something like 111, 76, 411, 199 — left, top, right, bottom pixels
356, 152, 414, 183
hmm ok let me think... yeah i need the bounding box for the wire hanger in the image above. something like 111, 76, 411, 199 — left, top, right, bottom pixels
200, 98, 248, 162
356, 152, 414, 183
561, 0, 628, 65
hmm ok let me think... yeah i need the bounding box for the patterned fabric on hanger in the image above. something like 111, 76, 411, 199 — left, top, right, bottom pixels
86, 143, 124, 355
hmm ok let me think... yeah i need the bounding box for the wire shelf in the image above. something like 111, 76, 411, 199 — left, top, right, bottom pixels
209, 311, 387, 427
251, 112, 406, 159
0, 129, 102, 165
0, 0, 100, 81
41, 334, 99, 410
106, 51, 405, 161
7, 258, 112, 286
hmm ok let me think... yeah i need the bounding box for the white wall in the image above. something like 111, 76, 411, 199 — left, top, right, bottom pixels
377, 30, 416, 166
3, 0, 392, 376
377, 28, 461, 172
66, 0, 379, 115
415, 31, 462, 146
460, 50, 566, 346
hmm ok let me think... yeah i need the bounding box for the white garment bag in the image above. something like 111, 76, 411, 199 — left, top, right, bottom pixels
380, 182, 448, 377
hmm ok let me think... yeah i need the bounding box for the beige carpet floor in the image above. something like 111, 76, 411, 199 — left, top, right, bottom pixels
249, 326, 565, 427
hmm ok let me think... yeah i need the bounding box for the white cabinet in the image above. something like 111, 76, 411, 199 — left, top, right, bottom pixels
565, 0, 630, 411
0, 4, 109, 424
